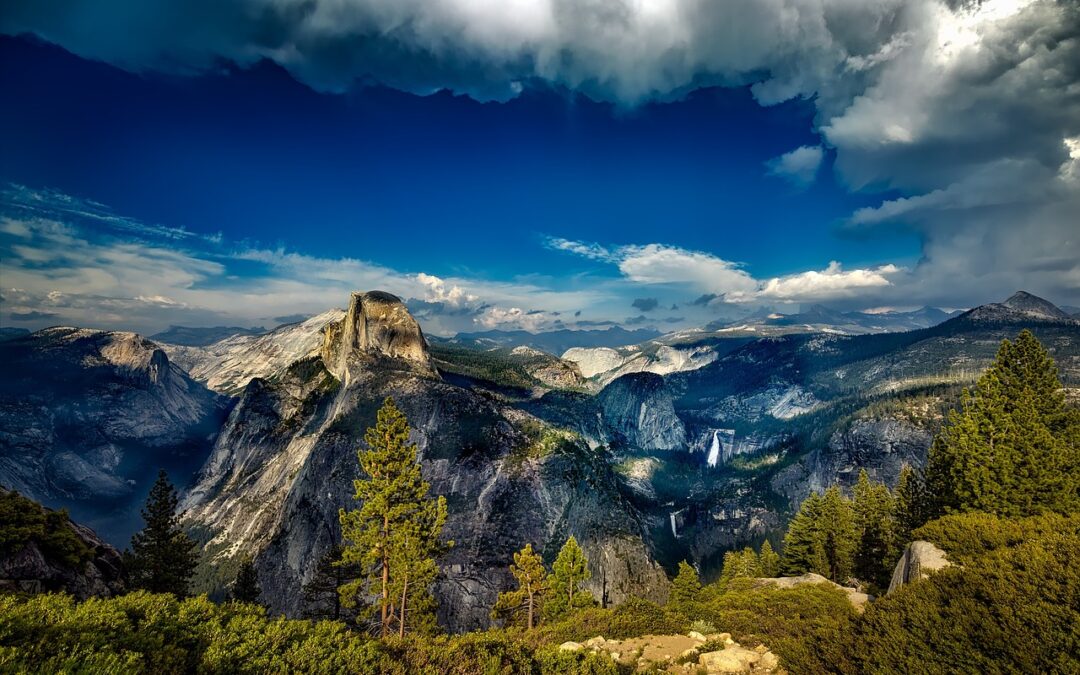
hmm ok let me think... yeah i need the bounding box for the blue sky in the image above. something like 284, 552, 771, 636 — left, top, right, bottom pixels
1, 0, 1078, 335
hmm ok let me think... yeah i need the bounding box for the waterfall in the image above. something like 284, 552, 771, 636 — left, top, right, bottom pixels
669, 511, 678, 538
706, 430, 721, 467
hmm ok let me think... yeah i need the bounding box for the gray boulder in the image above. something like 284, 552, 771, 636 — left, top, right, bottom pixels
888, 540, 951, 593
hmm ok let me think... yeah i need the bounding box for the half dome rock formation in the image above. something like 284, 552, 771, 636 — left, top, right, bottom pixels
597, 372, 687, 451
181, 290, 667, 631
888, 540, 952, 594
320, 291, 435, 382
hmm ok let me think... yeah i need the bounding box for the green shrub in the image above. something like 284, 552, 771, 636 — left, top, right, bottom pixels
850, 530, 1080, 674
0, 491, 92, 568
912, 511, 1080, 562
529, 597, 687, 648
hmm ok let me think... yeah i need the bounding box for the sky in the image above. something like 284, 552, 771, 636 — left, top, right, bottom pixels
1, 0, 1078, 336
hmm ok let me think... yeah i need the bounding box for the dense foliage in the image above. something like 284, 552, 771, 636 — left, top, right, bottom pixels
925, 330, 1079, 518
0, 490, 91, 568
0, 592, 617, 674
845, 522, 1080, 673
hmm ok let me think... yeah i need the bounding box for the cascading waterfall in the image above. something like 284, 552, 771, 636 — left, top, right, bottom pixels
706, 430, 721, 467
670, 511, 678, 538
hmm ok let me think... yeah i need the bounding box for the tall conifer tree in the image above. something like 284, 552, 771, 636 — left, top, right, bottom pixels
127, 470, 197, 596
925, 331, 1078, 518
338, 398, 450, 637
543, 536, 593, 620
492, 543, 548, 629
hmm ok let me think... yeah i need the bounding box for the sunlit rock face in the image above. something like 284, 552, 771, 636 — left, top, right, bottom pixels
320, 291, 434, 382
182, 291, 667, 632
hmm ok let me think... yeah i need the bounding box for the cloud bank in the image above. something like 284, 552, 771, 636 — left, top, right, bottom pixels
2, 0, 1078, 312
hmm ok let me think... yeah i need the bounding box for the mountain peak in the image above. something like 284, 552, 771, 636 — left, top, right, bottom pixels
1000, 291, 1070, 320
320, 290, 433, 381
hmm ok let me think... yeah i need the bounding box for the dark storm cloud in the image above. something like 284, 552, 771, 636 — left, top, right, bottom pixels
632, 297, 659, 312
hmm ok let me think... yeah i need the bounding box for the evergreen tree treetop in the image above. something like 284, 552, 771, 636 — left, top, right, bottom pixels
924, 331, 1078, 519
127, 469, 198, 597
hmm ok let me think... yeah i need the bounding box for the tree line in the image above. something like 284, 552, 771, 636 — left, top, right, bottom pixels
773, 329, 1079, 590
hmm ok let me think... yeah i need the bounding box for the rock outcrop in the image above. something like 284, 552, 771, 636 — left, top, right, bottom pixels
0, 491, 125, 599
0, 328, 228, 544
753, 573, 871, 612
181, 291, 668, 632
888, 540, 952, 594
320, 291, 434, 381
581, 632, 782, 673
597, 372, 687, 451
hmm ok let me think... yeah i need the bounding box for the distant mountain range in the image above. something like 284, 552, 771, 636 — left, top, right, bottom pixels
443, 326, 663, 354
149, 324, 267, 346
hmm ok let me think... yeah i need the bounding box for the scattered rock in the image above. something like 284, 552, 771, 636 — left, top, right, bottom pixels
753, 573, 871, 612
688, 630, 708, 642
559, 641, 584, 652
699, 650, 746, 672
888, 540, 952, 594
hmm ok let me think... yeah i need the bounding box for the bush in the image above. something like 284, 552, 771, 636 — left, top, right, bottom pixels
529, 597, 687, 648
849, 530, 1080, 674
0, 592, 630, 674
912, 511, 1080, 563
0, 491, 92, 568
695, 580, 858, 674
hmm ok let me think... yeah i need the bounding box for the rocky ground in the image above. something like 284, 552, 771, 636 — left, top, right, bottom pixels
560, 631, 783, 673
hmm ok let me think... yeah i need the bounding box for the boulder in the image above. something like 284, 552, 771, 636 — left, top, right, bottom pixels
699, 648, 756, 673
559, 641, 584, 652
753, 573, 871, 612
888, 540, 952, 593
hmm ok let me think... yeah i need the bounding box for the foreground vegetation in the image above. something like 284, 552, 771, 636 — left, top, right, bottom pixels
3, 516, 1076, 675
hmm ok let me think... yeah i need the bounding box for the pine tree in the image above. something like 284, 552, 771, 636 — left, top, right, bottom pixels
925, 332, 1078, 518
852, 470, 896, 588
301, 545, 360, 621
338, 398, 451, 637
758, 540, 780, 578
893, 465, 928, 542
782, 492, 828, 577
720, 547, 759, 581
819, 486, 857, 583
492, 543, 548, 629
231, 557, 262, 604
543, 536, 594, 621
127, 470, 197, 596
669, 560, 702, 613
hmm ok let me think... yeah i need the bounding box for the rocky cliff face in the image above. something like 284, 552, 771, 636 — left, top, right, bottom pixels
0, 328, 228, 544
182, 291, 667, 632
0, 490, 125, 599
161, 310, 344, 396
770, 417, 933, 508
597, 373, 687, 451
